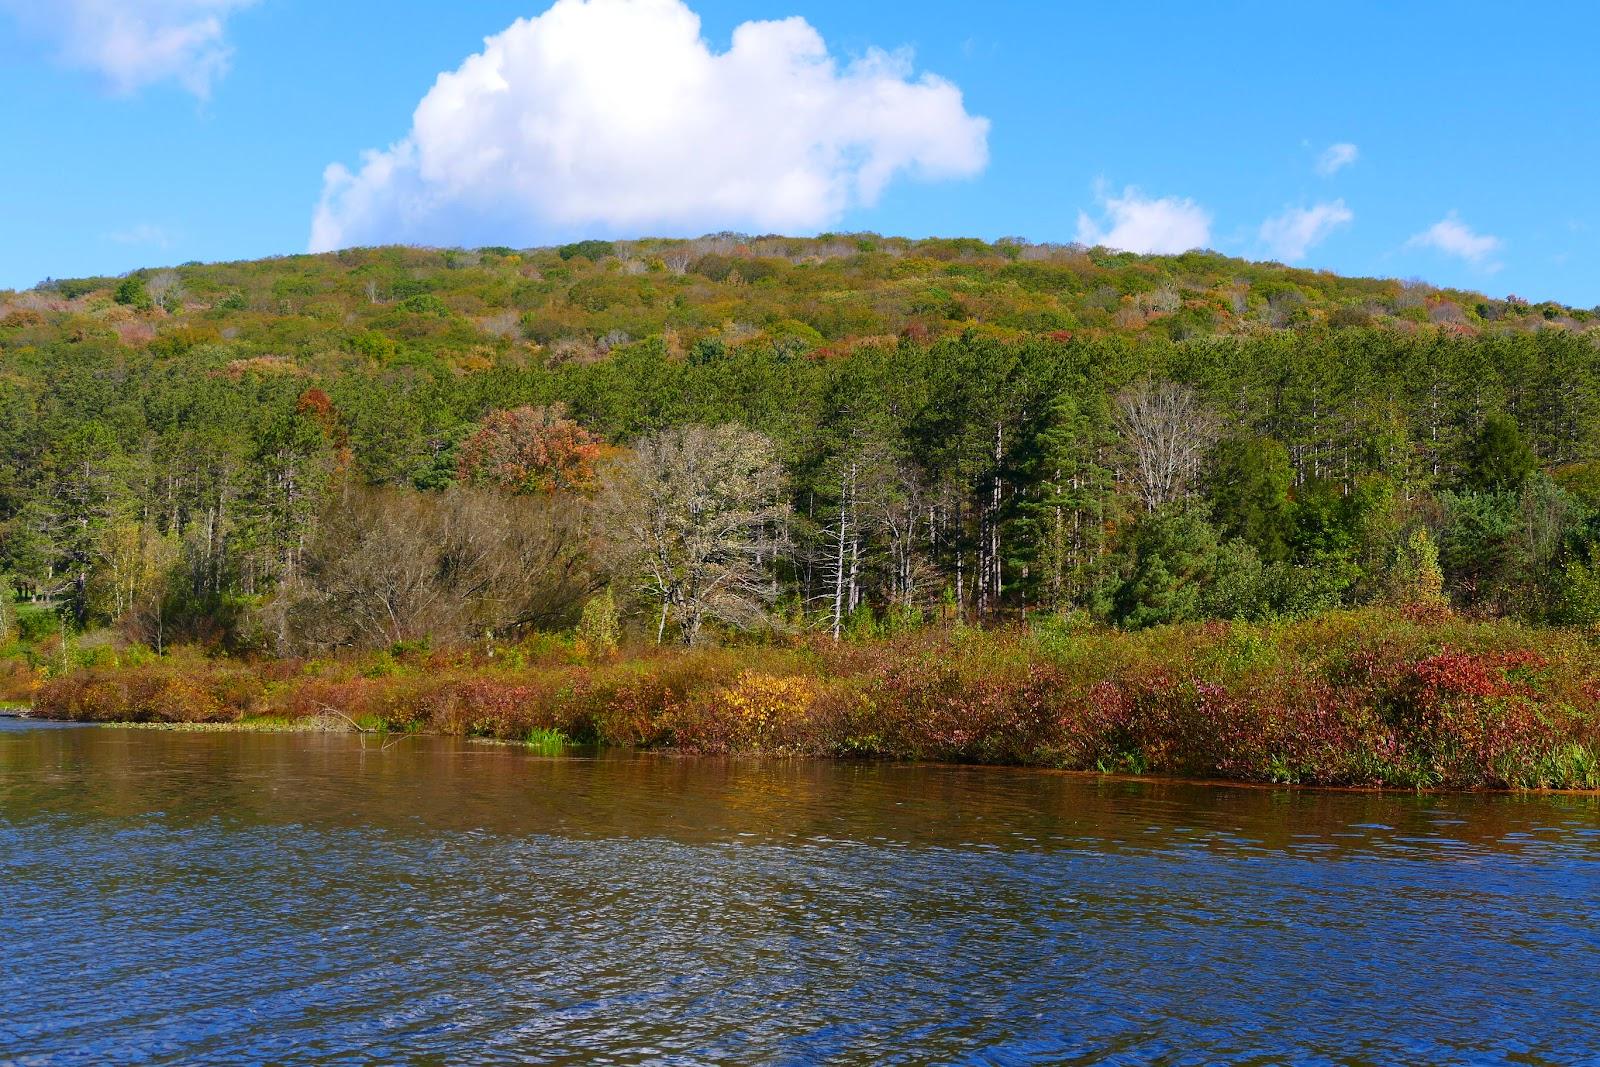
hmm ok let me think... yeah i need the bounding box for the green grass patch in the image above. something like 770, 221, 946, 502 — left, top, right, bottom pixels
526, 726, 570, 755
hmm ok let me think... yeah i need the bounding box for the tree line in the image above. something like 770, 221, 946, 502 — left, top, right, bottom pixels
4, 320, 1600, 651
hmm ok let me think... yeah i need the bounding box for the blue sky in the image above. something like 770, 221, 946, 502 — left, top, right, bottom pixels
3, 0, 1598, 305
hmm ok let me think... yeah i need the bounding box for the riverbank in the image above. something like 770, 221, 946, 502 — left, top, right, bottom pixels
13, 609, 1600, 790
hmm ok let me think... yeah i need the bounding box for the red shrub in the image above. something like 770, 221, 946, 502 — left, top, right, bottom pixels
21, 610, 1600, 789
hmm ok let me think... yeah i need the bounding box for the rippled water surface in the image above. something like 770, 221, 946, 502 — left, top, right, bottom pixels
2, 719, 1599, 1065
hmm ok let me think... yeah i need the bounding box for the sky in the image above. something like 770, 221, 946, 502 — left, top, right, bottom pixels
2, 0, 1598, 305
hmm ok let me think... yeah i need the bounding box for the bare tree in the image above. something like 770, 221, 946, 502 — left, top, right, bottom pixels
598, 424, 788, 645
145, 270, 181, 299
1113, 380, 1219, 512
661, 248, 694, 275
477, 310, 521, 339
880, 458, 936, 611
811, 442, 897, 641
268, 488, 594, 652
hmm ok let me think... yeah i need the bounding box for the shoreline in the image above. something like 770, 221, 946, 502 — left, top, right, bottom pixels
13, 610, 1600, 792
11, 706, 1600, 797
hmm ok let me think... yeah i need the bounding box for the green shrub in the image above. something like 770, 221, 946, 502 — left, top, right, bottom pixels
575, 589, 621, 657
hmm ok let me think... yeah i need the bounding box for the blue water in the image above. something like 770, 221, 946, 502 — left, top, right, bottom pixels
2, 719, 1598, 1064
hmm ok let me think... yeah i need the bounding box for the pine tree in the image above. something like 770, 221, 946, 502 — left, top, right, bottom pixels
1208, 435, 1295, 562
1463, 412, 1536, 492
1018, 390, 1116, 613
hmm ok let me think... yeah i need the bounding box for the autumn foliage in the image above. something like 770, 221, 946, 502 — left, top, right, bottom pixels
456, 405, 605, 494
29, 609, 1600, 790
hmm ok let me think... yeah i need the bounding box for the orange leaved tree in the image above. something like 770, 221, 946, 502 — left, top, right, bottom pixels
457, 405, 605, 495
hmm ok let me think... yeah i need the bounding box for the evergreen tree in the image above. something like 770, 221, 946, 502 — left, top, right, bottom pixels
1463, 412, 1536, 491
1208, 435, 1294, 562
1017, 389, 1117, 613
1111, 504, 1220, 629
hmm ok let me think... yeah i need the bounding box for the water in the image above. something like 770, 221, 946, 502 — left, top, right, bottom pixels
2, 719, 1598, 1065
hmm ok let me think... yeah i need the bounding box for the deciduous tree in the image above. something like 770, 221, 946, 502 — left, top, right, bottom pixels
599, 424, 788, 645
457, 405, 605, 494
1114, 380, 1218, 513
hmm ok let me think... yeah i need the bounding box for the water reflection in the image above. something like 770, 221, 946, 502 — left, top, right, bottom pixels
2, 720, 1596, 1064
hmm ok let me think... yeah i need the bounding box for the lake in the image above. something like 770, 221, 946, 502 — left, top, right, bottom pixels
2, 717, 1597, 1064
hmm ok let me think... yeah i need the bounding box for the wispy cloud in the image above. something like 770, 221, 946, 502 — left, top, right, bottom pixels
1315, 142, 1359, 176
0, 0, 257, 98
1076, 186, 1211, 255
1259, 200, 1352, 262
107, 223, 175, 247
1406, 213, 1503, 271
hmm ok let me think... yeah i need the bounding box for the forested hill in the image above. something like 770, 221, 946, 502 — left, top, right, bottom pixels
4, 234, 1600, 652
6, 235, 1594, 366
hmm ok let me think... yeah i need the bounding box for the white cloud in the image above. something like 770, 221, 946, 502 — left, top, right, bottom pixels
1259, 199, 1353, 262
0, 0, 255, 98
1406, 213, 1503, 270
1315, 142, 1359, 176
1075, 187, 1211, 255
107, 222, 175, 247
309, 0, 990, 252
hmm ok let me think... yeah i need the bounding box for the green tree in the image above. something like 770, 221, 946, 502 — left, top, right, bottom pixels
1208, 435, 1294, 562
114, 276, 153, 310
1440, 476, 1580, 615
0, 574, 15, 645
234, 409, 336, 597
1017, 388, 1118, 613
14, 423, 140, 622
1387, 527, 1447, 607
1463, 412, 1536, 491
1111, 504, 1219, 629
1203, 539, 1269, 620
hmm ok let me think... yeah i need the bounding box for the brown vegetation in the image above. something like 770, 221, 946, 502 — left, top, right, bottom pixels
28, 610, 1600, 790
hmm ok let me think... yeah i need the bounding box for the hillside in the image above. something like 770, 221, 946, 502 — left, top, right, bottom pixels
5, 236, 1594, 373
3, 235, 1600, 663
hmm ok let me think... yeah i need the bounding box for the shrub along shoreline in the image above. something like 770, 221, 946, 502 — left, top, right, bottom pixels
17, 609, 1600, 791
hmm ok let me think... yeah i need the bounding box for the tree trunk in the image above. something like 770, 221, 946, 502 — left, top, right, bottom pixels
831, 468, 848, 642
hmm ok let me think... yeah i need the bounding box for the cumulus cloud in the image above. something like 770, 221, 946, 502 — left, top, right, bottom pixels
1406, 213, 1503, 270
1259, 200, 1353, 262
1315, 142, 1359, 176
1075, 187, 1211, 255
0, 0, 255, 98
309, 0, 990, 252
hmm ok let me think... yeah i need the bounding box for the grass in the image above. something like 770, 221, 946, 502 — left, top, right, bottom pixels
110, 719, 333, 733
526, 727, 570, 755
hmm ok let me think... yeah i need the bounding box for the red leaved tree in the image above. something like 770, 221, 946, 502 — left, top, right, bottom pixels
457, 405, 604, 494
